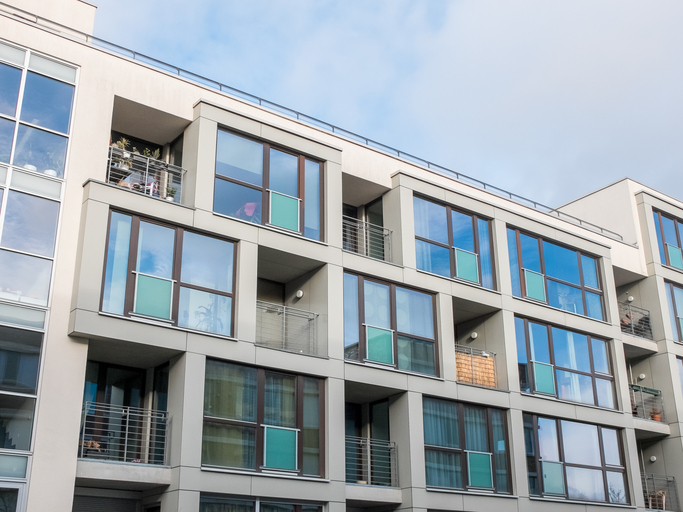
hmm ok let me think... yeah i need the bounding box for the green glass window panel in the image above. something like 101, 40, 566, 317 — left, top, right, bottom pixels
524, 269, 546, 302
667, 244, 683, 270
533, 362, 555, 395
264, 426, 297, 470
270, 192, 299, 232
0, 454, 27, 478
455, 248, 479, 283
467, 452, 493, 488
542, 460, 565, 495
135, 275, 172, 319
366, 326, 393, 364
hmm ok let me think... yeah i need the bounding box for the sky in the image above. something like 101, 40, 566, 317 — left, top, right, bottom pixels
92, 0, 683, 207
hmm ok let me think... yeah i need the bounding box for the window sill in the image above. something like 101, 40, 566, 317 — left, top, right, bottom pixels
529, 496, 634, 508
426, 487, 516, 498
212, 211, 328, 247
344, 359, 443, 380
512, 295, 611, 325
201, 466, 329, 483
519, 391, 621, 414
416, 268, 501, 295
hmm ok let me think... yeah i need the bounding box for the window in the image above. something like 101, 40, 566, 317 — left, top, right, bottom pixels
523, 414, 628, 504
343, 273, 437, 376
423, 397, 510, 493
413, 196, 495, 289
678, 358, 683, 397
653, 210, 683, 270
202, 360, 324, 477
214, 129, 323, 241
101, 212, 235, 336
507, 228, 604, 320
665, 282, 683, 343
200, 495, 322, 512
515, 317, 615, 408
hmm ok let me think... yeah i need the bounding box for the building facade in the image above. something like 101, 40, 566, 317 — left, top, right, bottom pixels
0, 1, 681, 511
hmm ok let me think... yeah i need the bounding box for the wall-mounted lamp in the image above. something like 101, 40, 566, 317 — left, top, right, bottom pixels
638, 373, 646, 381
627, 295, 634, 303
650, 455, 657, 463
470, 332, 478, 340
296, 290, 304, 299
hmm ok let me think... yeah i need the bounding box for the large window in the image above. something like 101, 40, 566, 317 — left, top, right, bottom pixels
413, 196, 495, 289
214, 129, 323, 241
202, 360, 324, 477
665, 282, 683, 343
653, 210, 683, 271
515, 317, 615, 408
343, 273, 437, 376
507, 228, 604, 320
200, 495, 322, 512
523, 414, 628, 504
101, 212, 235, 336
423, 397, 510, 493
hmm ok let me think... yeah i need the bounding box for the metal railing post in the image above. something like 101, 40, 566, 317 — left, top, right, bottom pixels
123, 406, 129, 462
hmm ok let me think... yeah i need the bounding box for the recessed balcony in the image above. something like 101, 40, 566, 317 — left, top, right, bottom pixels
342, 215, 392, 262
619, 301, 654, 340
455, 345, 497, 388
642, 473, 680, 511
630, 384, 665, 423
256, 300, 321, 356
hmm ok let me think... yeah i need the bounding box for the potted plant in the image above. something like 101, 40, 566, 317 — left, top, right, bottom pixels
166, 186, 177, 202
113, 137, 132, 169
650, 408, 662, 422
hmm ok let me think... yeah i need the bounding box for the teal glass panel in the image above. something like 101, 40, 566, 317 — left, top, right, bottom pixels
542, 460, 565, 494
455, 248, 479, 283
0, 454, 26, 478
270, 191, 299, 232
264, 426, 297, 470
524, 269, 546, 302
532, 362, 555, 395
507, 229, 521, 296
467, 452, 493, 488
367, 326, 393, 364
135, 275, 172, 319
667, 244, 683, 270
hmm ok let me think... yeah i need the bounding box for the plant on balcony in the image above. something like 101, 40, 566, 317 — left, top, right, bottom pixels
650, 408, 662, 422
165, 186, 177, 202
112, 137, 132, 169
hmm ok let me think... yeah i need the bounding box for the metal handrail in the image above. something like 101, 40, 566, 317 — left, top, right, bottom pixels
345, 435, 398, 487
642, 473, 680, 511
454, 345, 497, 388
0, 1, 627, 244
619, 302, 654, 340
106, 146, 185, 203
79, 401, 168, 465
255, 300, 322, 356
630, 384, 665, 422
342, 216, 392, 262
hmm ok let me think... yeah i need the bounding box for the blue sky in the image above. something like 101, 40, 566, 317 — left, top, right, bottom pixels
92, 0, 683, 207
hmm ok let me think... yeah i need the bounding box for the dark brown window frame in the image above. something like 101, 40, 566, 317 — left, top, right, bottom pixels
202, 359, 325, 478
344, 272, 439, 377
199, 494, 323, 512
524, 413, 629, 504
423, 397, 511, 493
213, 128, 325, 241
665, 281, 683, 343
508, 227, 605, 320
100, 210, 237, 337
653, 209, 683, 268
515, 317, 616, 409
413, 195, 497, 290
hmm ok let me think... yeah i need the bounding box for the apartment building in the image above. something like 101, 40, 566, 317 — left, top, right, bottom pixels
0, 1, 681, 511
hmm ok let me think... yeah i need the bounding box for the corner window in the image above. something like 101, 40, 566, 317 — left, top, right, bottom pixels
202, 360, 324, 477
214, 129, 323, 241
343, 273, 437, 376
101, 211, 235, 336
423, 397, 510, 493
507, 228, 604, 320
653, 210, 683, 270
665, 282, 683, 343
413, 196, 495, 289
523, 414, 628, 504
515, 318, 615, 408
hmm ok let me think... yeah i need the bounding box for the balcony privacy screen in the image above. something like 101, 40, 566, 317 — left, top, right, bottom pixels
666, 244, 683, 270
134, 275, 172, 319
467, 451, 493, 488
270, 191, 299, 232
524, 269, 546, 302
542, 460, 565, 494
366, 326, 393, 364
263, 426, 297, 470
455, 248, 479, 283
532, 362, 555, 395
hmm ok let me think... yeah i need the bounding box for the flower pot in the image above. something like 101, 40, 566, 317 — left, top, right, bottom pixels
166, 196, 175, 202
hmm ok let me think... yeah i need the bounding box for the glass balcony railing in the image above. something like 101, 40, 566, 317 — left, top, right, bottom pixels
79, 402, 168, 465
342, 216, 392, 262
619, 302, 654, 340
255, 300, 322, 356
455, 345, 497, 388
106, 146, 185, 203
345, 436, 398, 487
630, 384, 665, 422
642, 473, 680, 511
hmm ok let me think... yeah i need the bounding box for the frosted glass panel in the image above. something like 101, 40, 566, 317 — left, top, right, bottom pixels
134, 275, 172, 319
366, 326, 393, 365
264, 426, 297, 470
10, 169, 61, 199
455, 248, 479, 283
269, 191, 299, 232
542, 460, 565, 495
29, 53, 76, 83
533, 362, 555, 395
524, 269, 546, 302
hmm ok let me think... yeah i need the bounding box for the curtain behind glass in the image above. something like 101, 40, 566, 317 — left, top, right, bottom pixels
264, 373, 296, 427
423, 397, 459, 448
464, 406, 488, 452
203, 360, 256, 421
491, 409, 509, 492
199, 498, 254, 512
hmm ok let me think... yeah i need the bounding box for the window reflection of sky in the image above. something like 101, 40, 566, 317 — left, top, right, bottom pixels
20, 72, 74, 134
561, 420, 601, 466
413, 197, 448, 244
269, 149, 298, 197
0, 118, 14, 163
13, 125, 67, 176
136, 222, 174, 278
0, 250, 51, 306
1, 191, 59, 257
543, 241, 580, 285
452, 210, 474, 251
216, 130, 263, 186
180, 232, 233, 292
566, 466, 604, 501
0, 63, 21, 117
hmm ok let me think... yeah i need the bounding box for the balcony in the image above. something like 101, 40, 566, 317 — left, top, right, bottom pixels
630, 384, 665, 422
345, 436, 398, 487
642, 473, 680, 511
106, 146, 185, 203
79, 402, 168, 465
342, 216, 392, 262
619, 302, 654, 340
455, 345, 497, 388
256, 300, 322, 356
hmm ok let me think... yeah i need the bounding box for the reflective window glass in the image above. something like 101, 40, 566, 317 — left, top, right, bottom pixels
20, 72, 74, 133
269, 149, 298, 197
478, 218, 494, 289
136, 222, 174, 278
556, 370, 594, 404
264, 372, 296, 427
581, 255, 598, 288
215, 130, 263, 186
0, 250, 52, 306
415, 239, 450, 277
507, 228, 521, 296
1, 191, 59, 257
515, 317, 530, 393
102, 213, 131, 315
343, 274, 360, 358
543, 241, 580, 285
537, 418, 559, 461
607, 471, 627, 504
181, 232, 233, 292
213, 178, 262, 224
178, 288, 231, 335
302, 378, 320, 476
561, 420, 601, 466
303, 159, 320, 241
13, 124, 67, 177
204, 361, 257, 421
601, 428, 621, 466
595, 378, 615, 409
0, 63, 21, 117
520, 234, 541, 272
452, 210, 474, 252
413, 197, 448, 244
397, 335, 435, 375
551, 328, 590, 372
528, 322, 550, 363
547, 280, 584, 316
585, 292, 603, 320
566, 466, 605, 501
0, 394, 34, 450
662, 215, 678, 246
395, 287, 433, 339
364, 281, 390, 329
0, 118, 15, 164
0, 325, 41, 394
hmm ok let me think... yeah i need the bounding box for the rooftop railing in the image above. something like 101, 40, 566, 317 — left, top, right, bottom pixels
642, 473, 680, 511
342, 216, 392, 262
455, 345, 497, 388
619, 302, 654, 340
79, 402, 168, 465
3, 0, 628, 245
345, 436, 398, 487
630, 384, 665, 422
106, 146, 185, 203
256, 300, 322, 356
